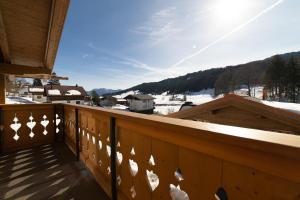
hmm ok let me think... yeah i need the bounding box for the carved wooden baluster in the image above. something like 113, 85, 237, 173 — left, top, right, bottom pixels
10, 114, 21, 141
26, 113, 36, 138
128, 147, 139, 198
55, 114, 61, 133
41, 115, 49, 135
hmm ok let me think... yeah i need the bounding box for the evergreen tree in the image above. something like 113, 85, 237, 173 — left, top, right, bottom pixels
33, 79, 43, 87
91, 90, 100, 106
286, 56, 300, 102
265, 55, 285, 99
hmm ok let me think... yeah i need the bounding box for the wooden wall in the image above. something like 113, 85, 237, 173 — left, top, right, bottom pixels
188, 106, 300, 134
63, 104, 300, 200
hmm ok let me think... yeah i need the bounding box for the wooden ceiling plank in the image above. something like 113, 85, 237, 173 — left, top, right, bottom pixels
44, 0, 70, 69
0, 8, 10, 63
0, 63, 51, 75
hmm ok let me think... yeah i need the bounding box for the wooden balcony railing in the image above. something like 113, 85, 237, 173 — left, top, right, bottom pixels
1, 103, 300, 199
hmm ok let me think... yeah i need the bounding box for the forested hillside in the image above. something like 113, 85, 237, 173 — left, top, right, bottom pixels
114, 51, 300, 96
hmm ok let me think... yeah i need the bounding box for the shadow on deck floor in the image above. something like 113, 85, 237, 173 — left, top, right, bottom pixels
0, 143, 110, 200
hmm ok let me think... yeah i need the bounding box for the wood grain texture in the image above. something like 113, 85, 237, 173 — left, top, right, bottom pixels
0, 0, 69, 75
168, 94, 300, 135
1, 103, 298, 199
55, 103, 300, 199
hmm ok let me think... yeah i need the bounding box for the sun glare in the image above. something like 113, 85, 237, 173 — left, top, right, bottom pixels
212, 0, 253, 26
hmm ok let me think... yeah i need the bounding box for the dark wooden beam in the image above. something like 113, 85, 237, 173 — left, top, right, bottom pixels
0, 63, 51, 75
0, 74, 5, 104
44, 0, 70, 69
0, 9, 10, 63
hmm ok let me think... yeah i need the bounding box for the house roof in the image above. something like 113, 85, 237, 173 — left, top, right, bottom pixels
168, 94, 300, 134
44, 84, 87, 101
100, 96, 117, 101
0, 0, 69, 78
28, 87, 44, 94
124, 94, 155, 100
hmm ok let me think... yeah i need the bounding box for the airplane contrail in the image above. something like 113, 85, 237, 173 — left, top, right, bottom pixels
171, 0, 285, 68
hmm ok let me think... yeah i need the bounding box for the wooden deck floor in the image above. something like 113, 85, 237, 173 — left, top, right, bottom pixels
0, 143, 110, 200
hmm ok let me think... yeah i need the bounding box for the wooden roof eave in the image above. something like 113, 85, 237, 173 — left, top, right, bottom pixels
168, 94, 300, 131
0, 0, 70, 77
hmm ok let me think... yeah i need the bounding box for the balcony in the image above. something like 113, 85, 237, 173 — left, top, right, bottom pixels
0, 103, 299, 200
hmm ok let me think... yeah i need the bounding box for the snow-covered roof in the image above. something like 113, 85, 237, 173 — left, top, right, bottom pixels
111, 104, 129, 110
65, 90, 81, 96
48, 89, 61, 95
29, 87, 44, 93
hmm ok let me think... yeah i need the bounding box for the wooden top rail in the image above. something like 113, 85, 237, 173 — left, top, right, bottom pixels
63, 103, 300, 183
62, 103, 300, 153
0, 103, 55, 110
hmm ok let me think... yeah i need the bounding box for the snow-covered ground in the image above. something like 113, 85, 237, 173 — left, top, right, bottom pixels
262, 100, 300, 114
6, 96, 38, 104
152, 89, 216, 115
234, 86, 264, 99
113, 91, 136, 99
113, 87, 300, 115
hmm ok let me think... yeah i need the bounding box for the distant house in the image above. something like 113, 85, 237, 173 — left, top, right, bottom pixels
44, 84, 88, 104
19, 85, 30, 96
124, 94, 155, 114
168, 94, 300, 135
100, 96, 117, 107
29, 87, 46, 102
116, 98, 128, 106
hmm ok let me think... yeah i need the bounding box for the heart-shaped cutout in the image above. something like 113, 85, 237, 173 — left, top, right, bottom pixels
117, 151, 123, 165
169, 184, 189, 200
146, 170, 159, 191
106, 145, 111, 157
129, 159, 138, 176
26, 121, 36, 129
41, 119, 49, 127
56, 118, 61, 126
10, 123, 21, 132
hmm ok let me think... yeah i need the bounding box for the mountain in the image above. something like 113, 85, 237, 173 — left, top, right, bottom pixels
115, 51, 300, 95
89, 88, 121, 96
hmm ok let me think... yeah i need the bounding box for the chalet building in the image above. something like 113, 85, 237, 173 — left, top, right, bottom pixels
1, 1, 300, 200
169, 94, 300, 135
28, 87, 46, 102
124, 94, 155, 114
116, 98, 128, 106
99, 96, 117, 107
44, 84, 88, 104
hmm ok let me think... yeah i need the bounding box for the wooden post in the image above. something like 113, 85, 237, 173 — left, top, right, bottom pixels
53, 105, 57, 142
0, 74, 5, 104
61, 105, 65, 143
110, 117, 117, 200
0, 108, 3, 153
75, 108, 80, 161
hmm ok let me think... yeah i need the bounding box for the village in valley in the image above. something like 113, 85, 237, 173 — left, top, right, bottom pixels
1, 1, 300, 200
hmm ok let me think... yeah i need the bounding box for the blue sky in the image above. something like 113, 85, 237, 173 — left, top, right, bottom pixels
54, 0, 300, 90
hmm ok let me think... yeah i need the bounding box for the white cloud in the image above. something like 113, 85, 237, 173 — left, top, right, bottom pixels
130, 7, 182, 45
88, 42, 162, 73
82, 54, 89, 59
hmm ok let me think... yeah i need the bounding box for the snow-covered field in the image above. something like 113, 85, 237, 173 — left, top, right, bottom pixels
151, 89, 216, 115
5, 96, 37, 104
6, 87, 300, 116
113, 87, 300, 115
262, 100, 300, 114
